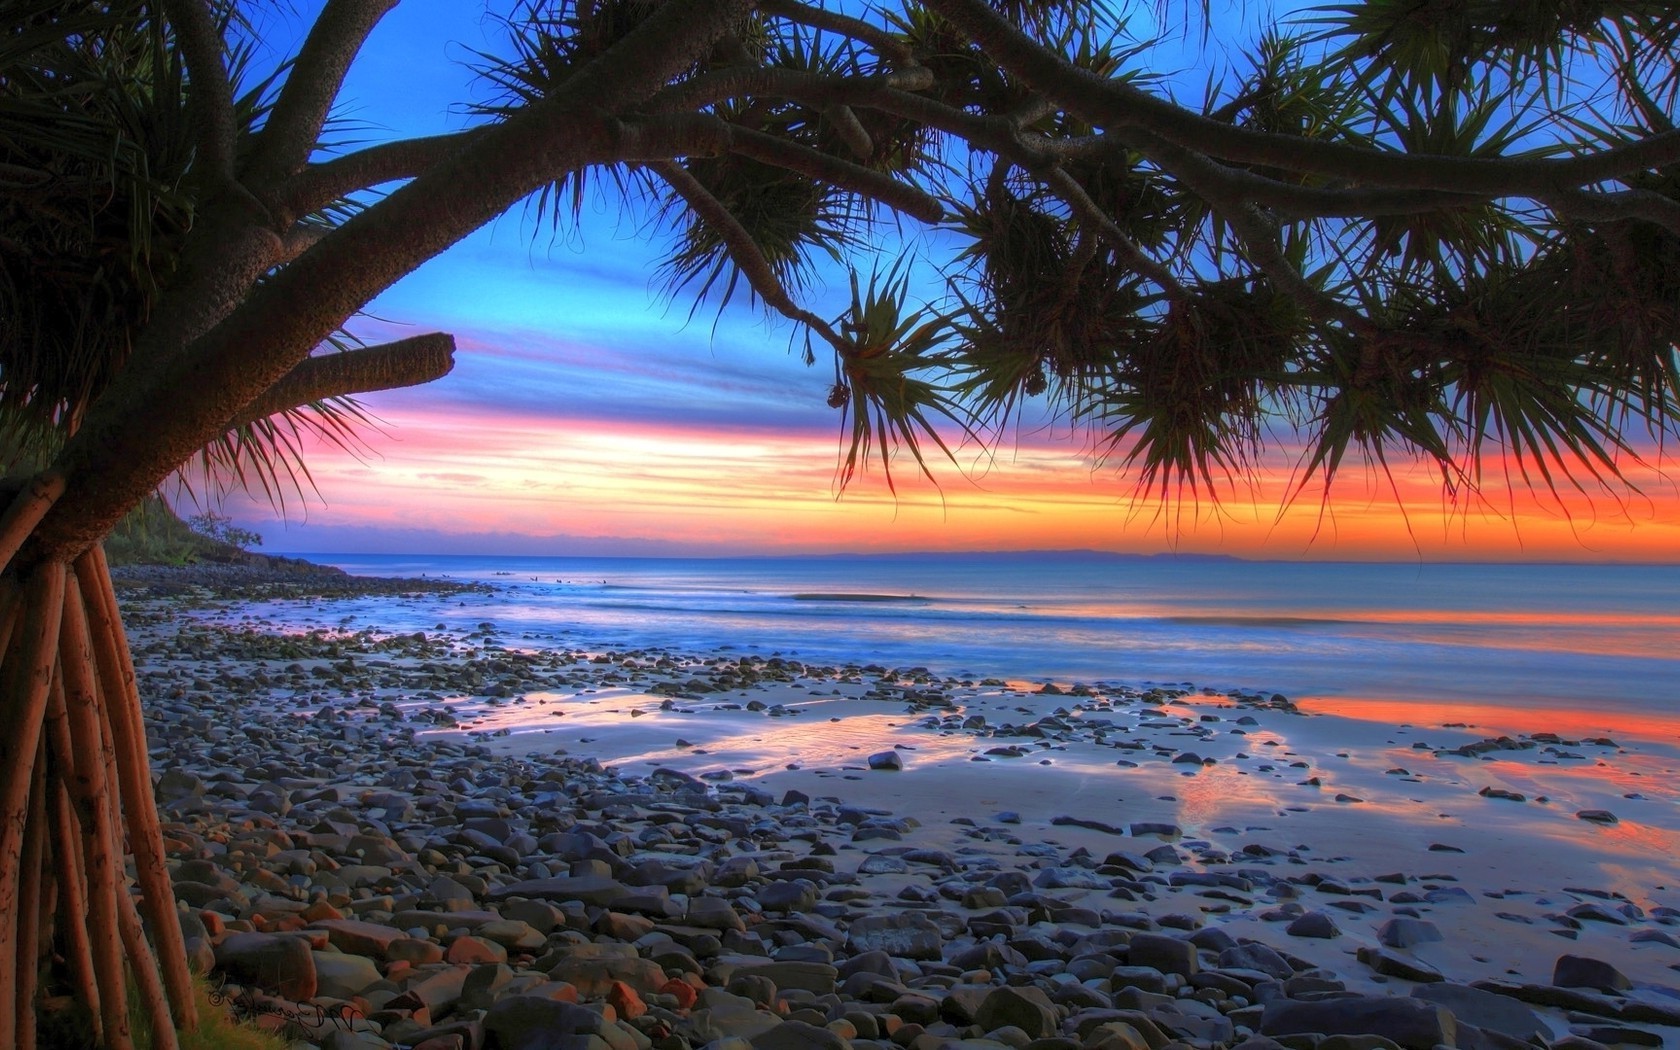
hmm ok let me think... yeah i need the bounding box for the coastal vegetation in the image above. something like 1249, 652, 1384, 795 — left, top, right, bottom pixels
3, 1, 1679, 1046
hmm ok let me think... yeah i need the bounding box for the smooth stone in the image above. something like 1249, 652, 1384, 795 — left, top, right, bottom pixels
1377, 917, 1444, 949
974, 985, 1059, 1040
1553, 953, 1632, 992
215, 932, 317, 1000
846, 913, 943, 961
483, 995, 606, 1050
312, 950, 383, 998
1261, 997, 1456, 1050
1411, 983, 1547, 1041
1286, 911, 1342, 939
1127, 932, 1198, 978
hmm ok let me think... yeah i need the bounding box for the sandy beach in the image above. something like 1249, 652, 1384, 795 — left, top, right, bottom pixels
115, 569, 1680, 1049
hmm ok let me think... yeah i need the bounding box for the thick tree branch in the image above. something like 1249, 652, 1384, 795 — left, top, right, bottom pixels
651, 160, 847, 352
1093, 132, 1487, 220
33, 0, 758, 562
924, 0, 1680, 194
160, 0, 237, 185
648, 65, 934, 118
1136, 137, 1373, 334
246, 0, 400, 186
279, 128, 490, 219
758, 0, 917, 64
1547, 187, 1680, 238
229, 333, 455, 429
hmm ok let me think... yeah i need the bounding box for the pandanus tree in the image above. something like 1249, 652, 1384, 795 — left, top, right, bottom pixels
3, 0, 1679, 1045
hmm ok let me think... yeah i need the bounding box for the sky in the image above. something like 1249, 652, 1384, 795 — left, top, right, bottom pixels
215, 2, 1680, 562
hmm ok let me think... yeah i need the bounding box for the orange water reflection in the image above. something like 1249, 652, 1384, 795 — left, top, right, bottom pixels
1299, 695, 1680, 745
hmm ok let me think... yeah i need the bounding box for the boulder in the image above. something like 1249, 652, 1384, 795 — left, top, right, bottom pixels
1261, 997, 1456, 1050
974, 984, 1059, 1040
214, 932, 316, 1000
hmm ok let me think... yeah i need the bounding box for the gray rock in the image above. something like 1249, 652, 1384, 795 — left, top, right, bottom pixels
1261, 997, 1457, 1050
214, 932, 316, 1000
750, 1019, 851, 1049
1286, 911, 1342, 939
1219, 941, 1295, 978
1127, 932, 1198, 977
488, 874, 635, 908
312, 950, 383, 999
1356, 945, 1444, 983
1412, 983, 1547, 1041
845, 912, 942, 961
867, 750, 903, 771
1378, 916, 1444, 949
974, 984, 1059, 1039
483, 995, 607, 1050
1553, 953, 1632, 992
728, 961, 839, 996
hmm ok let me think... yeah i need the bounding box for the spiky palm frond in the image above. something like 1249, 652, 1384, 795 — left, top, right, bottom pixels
1, 0, 384, 513
1089, 279, 1305, 502
828, 264, 976, 492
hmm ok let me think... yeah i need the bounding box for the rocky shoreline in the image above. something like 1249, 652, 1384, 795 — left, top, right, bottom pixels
114, 581, 1680, 1050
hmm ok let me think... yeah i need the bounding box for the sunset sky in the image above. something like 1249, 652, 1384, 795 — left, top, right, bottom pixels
218, 2, 1680, 562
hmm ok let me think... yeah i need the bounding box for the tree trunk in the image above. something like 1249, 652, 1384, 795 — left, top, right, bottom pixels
0, 524, 194, 1049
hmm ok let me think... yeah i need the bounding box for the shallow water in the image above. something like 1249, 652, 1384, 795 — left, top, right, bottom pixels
283, 552, 1680, 741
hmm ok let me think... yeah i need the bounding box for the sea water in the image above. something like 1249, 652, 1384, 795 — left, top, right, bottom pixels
269, 552, 1680, 732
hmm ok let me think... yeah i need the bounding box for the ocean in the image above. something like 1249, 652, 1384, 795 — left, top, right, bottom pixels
269, 552, 1680, 738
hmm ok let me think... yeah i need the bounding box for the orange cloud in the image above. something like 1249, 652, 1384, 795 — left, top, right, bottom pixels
223, 397, 1680, 561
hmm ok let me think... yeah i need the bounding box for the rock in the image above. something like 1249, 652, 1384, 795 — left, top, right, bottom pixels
312, 950, 383, 999
846, 912, 942, 961
1286, 911, 1341, 939
974, 985, 1059, 1039
1218, 942, 1294, 979
727, 961, 839, 996
1377, 917, 1443, 949
215, 932, 316, 1000
1553, 953, 1632, 993
756, 879, 819, 912
1412, 983, 1547, 1041
1126, 932, 1198, 977
1261, 997, 1457, 1050
488, 874, 635, 908
750, 1019, 852, 1049
1356, 945, 1444, 983
867, 750, 903, 771
308, 918, 407, 960
483, 995, 608, 1050
1576, 809, 1619, 824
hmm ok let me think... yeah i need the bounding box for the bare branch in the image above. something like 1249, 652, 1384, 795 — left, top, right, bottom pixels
1135, 136, 1373, 333
160, 0, 237, 185
650, 159, 847, 352
230, 333, 456, 428
726, 125, 942, 223
246, 0, 400, 186
1098, 133, 1487, 220
648, 65, 934, 117
1042, 168, 1188, 300
279, 129, 489, 218
758, 0, 917, 65
827, 104, 874, 159
924, 0, 1680, 195
1547, 187, 1680, 238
